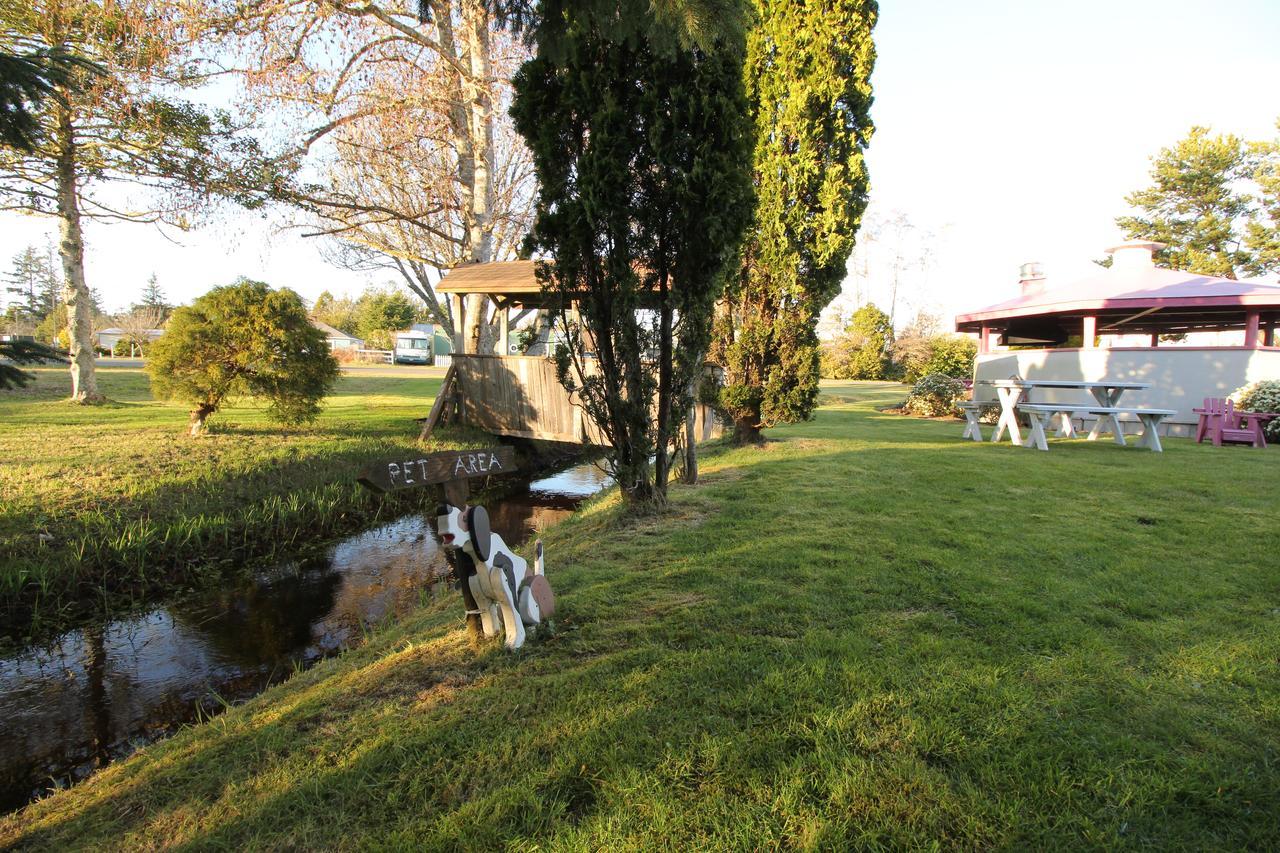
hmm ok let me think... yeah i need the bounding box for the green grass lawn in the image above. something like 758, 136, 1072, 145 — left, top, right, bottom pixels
0, 365, 454, 634
4, 381, 1278, 848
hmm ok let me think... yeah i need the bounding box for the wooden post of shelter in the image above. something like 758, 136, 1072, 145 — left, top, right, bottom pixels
1244, 310, 1261, 348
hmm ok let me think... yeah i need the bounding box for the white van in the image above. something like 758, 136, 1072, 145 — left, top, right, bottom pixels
393, 328, 433, 364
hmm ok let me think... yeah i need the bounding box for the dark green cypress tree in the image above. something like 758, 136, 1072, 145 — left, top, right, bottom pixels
711, 0, 877, 443
512, 1, 752, 507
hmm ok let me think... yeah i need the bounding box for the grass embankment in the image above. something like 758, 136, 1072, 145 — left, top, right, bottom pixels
5, 382, 1279, 848
0, 366, 463, 635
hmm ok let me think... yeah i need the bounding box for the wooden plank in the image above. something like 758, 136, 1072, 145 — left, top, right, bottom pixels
358, 446, 517, 494
418, 364, 457, 441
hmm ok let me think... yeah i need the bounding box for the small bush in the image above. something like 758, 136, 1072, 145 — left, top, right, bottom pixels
924, 335, 978, 379
112, 338, 133, 357
904, 373, 967, 418
1231, 380, 1280, 441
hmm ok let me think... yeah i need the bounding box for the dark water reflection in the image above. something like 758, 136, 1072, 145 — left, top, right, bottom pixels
0, 462, 610, 812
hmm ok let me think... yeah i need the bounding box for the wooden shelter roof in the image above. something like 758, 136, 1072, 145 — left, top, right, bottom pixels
437, 261, 542, 297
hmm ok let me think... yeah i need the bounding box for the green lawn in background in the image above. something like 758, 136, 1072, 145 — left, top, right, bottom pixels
3, 381, 1277, 849
0, 366, 448, 630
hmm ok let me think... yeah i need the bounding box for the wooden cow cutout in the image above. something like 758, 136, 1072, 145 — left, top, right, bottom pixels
436, 502, 555, 649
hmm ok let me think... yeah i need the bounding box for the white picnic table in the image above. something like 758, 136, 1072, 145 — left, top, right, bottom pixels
975, 379, 1174, 451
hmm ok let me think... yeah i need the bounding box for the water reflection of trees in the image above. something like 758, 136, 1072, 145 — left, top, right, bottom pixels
173, 568, 346, 667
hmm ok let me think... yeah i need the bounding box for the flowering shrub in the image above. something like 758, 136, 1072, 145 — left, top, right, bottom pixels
1231, 380, 1280, 441
904, 373, 967, 417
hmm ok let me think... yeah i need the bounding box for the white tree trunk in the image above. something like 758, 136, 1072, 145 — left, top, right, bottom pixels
55, 102, 101, 403
460, 0, 495, 355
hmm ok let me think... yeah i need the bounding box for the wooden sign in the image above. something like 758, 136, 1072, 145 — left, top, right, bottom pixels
357, 446, 517, 495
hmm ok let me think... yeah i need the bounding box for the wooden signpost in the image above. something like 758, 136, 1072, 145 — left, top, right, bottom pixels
357, 446, 517, 504
355, 445, 554, 650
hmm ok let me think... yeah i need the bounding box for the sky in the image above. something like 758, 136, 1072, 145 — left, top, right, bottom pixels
2, 0, 1278, 324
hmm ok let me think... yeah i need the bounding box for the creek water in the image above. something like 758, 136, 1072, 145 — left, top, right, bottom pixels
0, 461, 611, 813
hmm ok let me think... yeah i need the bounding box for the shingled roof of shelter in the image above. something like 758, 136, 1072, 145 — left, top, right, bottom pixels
955, 244, 1280, 331
436, 261, 542, 295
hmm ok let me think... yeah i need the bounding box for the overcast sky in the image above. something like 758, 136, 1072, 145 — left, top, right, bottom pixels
2, 0, 1278, 324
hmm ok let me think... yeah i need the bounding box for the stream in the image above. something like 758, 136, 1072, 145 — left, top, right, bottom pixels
0, 461, 611, 813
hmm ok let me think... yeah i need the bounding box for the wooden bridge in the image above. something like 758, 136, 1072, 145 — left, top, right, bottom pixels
426, 262, 723, 446
447, 354, 721, 446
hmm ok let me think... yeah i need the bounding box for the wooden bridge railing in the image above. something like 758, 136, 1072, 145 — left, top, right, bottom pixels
451, 354, 721, 445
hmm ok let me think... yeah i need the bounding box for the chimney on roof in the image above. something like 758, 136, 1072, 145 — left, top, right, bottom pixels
1105, 240, 1165, 270
1018, 261, 1046, 297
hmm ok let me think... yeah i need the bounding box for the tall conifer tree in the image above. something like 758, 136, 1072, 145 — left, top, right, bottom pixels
711, 0, 876, 443
512, 1, 752, 507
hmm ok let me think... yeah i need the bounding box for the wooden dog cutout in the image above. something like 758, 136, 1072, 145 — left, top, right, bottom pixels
436, 502, 555, 649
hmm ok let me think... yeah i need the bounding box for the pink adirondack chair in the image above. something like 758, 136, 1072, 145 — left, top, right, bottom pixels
1193, 397, 1277, 448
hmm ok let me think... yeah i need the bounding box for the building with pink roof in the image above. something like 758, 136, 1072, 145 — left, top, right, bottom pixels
954, 242, 1280, 436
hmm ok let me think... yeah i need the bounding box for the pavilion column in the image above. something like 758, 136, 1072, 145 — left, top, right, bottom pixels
1150, 332, 1158, 347
498, 300, 509, 355
1244, 310, 1260, 348
1082, 316, 1097, 348
1265, 320, 1275, 347
979, 324, 991, 355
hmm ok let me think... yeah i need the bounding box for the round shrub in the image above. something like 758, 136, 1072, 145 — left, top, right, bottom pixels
1231, 380, 1280, 441
904, 373, 967, 418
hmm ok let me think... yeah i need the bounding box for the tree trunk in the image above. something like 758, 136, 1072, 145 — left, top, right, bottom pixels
733, 415, 763, 445
652, 278, 674, 503
461, 0, 494, 357
681, 402, 698, 484
462, 0, 495, 267
54, 101, 102, 404
189, 402, 216, 436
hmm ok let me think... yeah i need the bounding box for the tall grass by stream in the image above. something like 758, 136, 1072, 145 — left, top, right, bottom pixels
0, 366, 470, 638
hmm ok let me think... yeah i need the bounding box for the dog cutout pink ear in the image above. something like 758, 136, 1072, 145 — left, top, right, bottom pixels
529, 574, 555, 618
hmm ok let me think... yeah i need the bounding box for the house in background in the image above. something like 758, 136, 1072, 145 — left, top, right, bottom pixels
955, 241, 1280, 436
310, 319, 364, 350
97, 327, 164, 355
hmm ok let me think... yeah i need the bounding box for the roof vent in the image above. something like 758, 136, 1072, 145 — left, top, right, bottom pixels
1105, 240, 1165, 270
1019, 261, 1046, 297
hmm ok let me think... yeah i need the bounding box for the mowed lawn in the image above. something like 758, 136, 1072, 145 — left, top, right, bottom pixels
4, 382, 1278, 849
0, 365, 447, 628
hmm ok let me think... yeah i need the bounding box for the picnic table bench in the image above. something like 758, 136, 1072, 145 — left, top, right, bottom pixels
957, 401, 985, 441
969, 378, 1175, 452
1017, 404, 1177, 451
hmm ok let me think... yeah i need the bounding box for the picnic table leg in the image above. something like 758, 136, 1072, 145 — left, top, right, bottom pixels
1054, 411, 1077, 438
962, 408, 983, 441
993, 387, 1022, 445
1023, 411, 1050, 451
1137, 414, 1164, 452
1086, 386, 1127, 446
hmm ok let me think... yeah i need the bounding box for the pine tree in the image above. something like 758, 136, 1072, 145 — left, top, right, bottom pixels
2, 245, 60, 322
710, 0, 877, 443
3, 247, 46, 320
1117, 126, 1255, 279
1, 1, 274, 403
147, 279, 340, 435
134, 272, 170, 317
1247, 120, 1280, 277
512, 0, 752, 507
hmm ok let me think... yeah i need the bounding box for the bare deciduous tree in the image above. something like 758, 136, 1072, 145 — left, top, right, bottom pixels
116, 304, 166, 356
209, 1, 536, 352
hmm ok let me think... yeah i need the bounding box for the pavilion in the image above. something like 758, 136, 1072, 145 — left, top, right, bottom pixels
954, 241, 1280, 436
